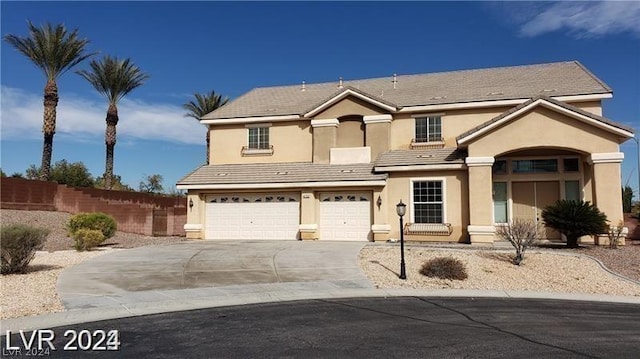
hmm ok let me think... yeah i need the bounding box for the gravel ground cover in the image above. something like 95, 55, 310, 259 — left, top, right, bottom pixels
359, 246, 640, 296
1, 249, 112, 319
1, 209, 639, 320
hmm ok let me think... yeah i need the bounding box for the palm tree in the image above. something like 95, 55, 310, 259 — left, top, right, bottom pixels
541, 200, 608, 248
183, 91, 229, 164
4, 21, 94, 180
77, 56, 149, 189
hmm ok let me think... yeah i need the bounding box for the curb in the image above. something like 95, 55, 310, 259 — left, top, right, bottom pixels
2, 289, 639, 333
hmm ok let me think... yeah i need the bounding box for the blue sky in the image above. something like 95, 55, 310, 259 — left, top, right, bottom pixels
1, 1, 639, 194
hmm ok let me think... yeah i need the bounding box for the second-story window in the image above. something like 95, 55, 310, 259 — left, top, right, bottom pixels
415, 116, 441, 142
248, 127, 269, 149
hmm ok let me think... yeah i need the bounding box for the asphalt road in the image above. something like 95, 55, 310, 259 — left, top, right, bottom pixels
2, 297, 639, 358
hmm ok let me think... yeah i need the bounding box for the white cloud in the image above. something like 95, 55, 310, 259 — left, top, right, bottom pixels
517, 1, 640, 38
0, 86, 204, 145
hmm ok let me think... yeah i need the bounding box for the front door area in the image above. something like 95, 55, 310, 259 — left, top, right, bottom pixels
512, 181, 560, 239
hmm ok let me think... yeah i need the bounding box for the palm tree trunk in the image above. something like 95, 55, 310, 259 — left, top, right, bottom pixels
206, 130, 210, 165
104, 103, 119, 190
40, 80, 59, 181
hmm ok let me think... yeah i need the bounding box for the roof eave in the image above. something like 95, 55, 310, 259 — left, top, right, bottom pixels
304, 88, 397, 118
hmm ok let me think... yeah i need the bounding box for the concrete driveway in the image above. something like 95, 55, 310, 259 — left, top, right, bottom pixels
58, 240, 372, 309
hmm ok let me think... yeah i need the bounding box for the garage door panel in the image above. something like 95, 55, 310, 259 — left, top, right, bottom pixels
319, 192, 371, 241
205, 194, 299, 240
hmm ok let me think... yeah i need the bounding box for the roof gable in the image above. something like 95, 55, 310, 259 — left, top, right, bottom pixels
305, 87, 396, 118
456, 96, 634, 146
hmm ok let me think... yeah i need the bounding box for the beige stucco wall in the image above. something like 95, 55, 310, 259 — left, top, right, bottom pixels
568, 100, 603, 116
313, 126, 337, 163
384, 171, 469, 242
337, 119, 365, 148
314, 96, 384, 120
366, 121, 391, 161
209, 122, 312, 164
592, 161, 624, 224
389, 101, 603, 150
466, 107, 620, 157
390, 107, 513, 149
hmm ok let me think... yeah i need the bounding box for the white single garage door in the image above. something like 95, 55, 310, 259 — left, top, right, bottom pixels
205, 193, 300, 240
319, 192, 371, 241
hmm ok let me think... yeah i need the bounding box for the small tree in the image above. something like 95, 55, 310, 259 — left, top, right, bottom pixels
622, 186, 633, 213
541, 200, 608, 248
495, 219, 540, 265
95, 174, 133, 191
139, 174, 164, 194
24, 160, 94, 187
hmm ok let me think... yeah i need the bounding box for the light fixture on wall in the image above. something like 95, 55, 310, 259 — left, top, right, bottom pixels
189, 198, 194, 211
376, 195, 382, 208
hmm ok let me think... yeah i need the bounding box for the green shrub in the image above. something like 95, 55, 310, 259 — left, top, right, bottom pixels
541, 200, 607, 248
1, 224, 49, 274
67, 212, 117, 239
72, 229, 105, 251
420, 257, 468, 280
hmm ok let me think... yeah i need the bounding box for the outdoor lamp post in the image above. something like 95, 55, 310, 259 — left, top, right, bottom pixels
633, 136, 640, 201
396, 200, 407, 280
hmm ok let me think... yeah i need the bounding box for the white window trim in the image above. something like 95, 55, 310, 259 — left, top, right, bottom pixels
409, 177, 447, 224
413, 115, 442, 143
247, 126, 270, 150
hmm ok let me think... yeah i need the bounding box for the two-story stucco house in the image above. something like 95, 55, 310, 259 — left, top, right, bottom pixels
177, 61, 633, 245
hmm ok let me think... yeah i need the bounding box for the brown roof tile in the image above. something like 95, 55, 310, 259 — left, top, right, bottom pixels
177, 162, 387, 186
374, 148, 466, 168
205, 61, 612, 120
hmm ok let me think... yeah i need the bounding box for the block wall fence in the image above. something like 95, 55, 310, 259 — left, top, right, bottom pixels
1, 177, 186, 236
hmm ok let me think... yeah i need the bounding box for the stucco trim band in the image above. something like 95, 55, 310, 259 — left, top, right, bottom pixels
184, 224, 203, 232
465, 157, 495, 167
371, 224, 391, 233
299, 224, 318, 232
467, 225, 496, 235
311, 119, 339, 128
588, 152, 624, 164
363, 114, 392, 124
177, 180, 387, 190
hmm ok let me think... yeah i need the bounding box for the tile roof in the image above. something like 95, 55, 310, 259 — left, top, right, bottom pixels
205, 61, 612, 120
177, 162, 387, 186
374, 148, 466, 168
456, 95, 634, 142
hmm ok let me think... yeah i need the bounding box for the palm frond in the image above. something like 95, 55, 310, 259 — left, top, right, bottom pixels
76, 55, 149, 104
4, 21, 95, 81
183, 90, 229, 120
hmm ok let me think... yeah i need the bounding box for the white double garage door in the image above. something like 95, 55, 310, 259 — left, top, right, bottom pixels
205, 192, 371, 241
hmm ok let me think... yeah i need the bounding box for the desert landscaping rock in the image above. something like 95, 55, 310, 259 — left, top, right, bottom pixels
359, 246, 640, 296
1, 249, 113, 319
2, 210, 639, 320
